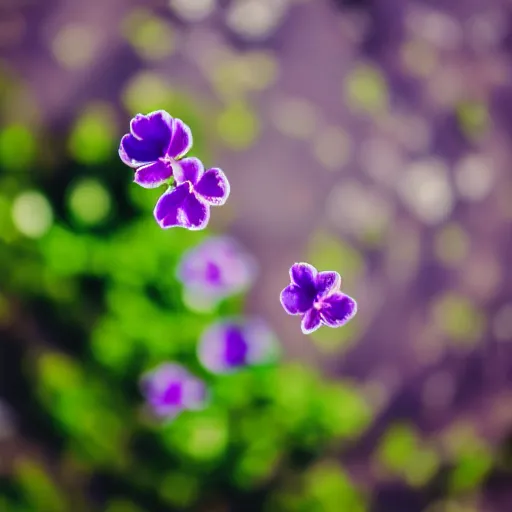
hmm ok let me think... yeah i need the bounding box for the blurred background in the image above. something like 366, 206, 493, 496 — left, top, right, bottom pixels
1, 0, 512, 510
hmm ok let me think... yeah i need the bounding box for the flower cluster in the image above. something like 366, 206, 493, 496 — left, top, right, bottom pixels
119, 111, 357, 421
141, 318, 279, 419
141, 317, 276, 420
119, 110, 230, 230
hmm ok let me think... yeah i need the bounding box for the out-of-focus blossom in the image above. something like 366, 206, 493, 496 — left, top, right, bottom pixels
119, 110, 192, 189
153, 157, 230, 230
198, 318, 278, 374
280, 262, 357, 335
140, 363, 207, 419
177, 236, 256, 310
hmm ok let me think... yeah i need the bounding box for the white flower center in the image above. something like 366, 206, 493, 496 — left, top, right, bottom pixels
313, 299, 323, 310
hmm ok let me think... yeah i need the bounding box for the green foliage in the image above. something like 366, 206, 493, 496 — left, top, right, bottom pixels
376, 423, 440, 487
0, 124, 37, 172
13, 459, 68, 512
268, 461, 367, 512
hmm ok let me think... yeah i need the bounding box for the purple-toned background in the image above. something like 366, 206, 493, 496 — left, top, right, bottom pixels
2, 0, 512, 509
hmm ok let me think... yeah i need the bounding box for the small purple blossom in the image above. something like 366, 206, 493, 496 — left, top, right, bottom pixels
198, 318, 278, 374
280, 262, 357, 335
153, 158, 230, 230
119, 110, 231, 231
119, 110, 193, 189
177, 237, 256, 309
139, 363, 207, 420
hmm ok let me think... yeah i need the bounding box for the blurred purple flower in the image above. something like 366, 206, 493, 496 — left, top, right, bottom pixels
198, 318, 278, 374
177, 237, 256, 309
140, 363, 207, 419
280, 262, 357, 335
119, 110, 192, 189
153, 157, 230, 230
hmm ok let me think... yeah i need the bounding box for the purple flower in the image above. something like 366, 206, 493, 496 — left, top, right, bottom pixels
139, 363, 207, 420
177, 237, 256, 309
153, 158, 230, 230
119, 110, 193, 189
280, 262, 357, 335
198, 319, 278, 374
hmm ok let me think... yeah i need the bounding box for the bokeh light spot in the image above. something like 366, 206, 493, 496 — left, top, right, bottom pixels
164, 410, 229, 462
345, 64, 389, 115
307, 230, 364, 287
169, 0, 216, 22
52, 24, 99, 69
122, 10, 175, 60
434, 223, 470, 266
431, 293, 486, 346
313, 125, 352, 171
68, 103, 118, 164
122, 72, 171, 113
270, 96, 319, 139
401, 39, 437, 77
226, 0, 289, 41
67, 178, 112, 226
398, 159, 453, 225
456, 101, 489, 139
454, 154, 495, 201
12, 190, 53, 238
217, 101, 259, 149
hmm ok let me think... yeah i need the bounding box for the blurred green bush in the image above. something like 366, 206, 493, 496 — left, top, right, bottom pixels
0, 92, 375, 511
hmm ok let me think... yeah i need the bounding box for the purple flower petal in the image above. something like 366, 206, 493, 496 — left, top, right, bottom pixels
280, 284, 314, 315
198, 319, 276, 374
154, 183, 192, 228
181, 193, 210, 230
290, 262, 317, 291
119, 133, 166, 168
140, 363, 206, 418
301, 309, 322, 335
130, 110, 173, 143
153, 381, 183, 408
134, 160, 172, 188
151, 402, 182, 419
140, 364, 185, 417
154, 186, 210, 230
316, 271, 341, 298
167, 118, 193, 159
173, 157, 204, 185
198, 323, 233, 374
195, 168, 230, 205
180, 378, 208, 410
141, 363, 187, 393
320, 292, 357, 327
223, 326, 249, 368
